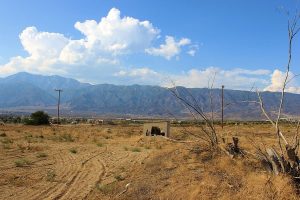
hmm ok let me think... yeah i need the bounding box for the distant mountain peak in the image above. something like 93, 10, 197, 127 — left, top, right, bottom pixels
3, 72, 90, 91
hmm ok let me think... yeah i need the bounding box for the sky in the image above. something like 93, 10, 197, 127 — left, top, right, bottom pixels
0, 0, 299, 92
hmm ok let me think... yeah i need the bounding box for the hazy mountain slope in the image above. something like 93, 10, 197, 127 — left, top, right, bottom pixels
68, 85, 300, 118
0, 81, 56, 107
68, 84, 182, 115
0, 72, 300, 119
2, 72, 90, 91
0, 72, 90, 102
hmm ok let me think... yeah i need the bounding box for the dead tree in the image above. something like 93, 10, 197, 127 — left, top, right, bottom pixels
169, 83, 218, 147
254, 11, 300, 180
169, 79, 245, 157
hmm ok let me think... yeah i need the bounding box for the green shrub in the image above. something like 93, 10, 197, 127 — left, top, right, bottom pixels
46, 170, 56, 182
96, 182, 118, 194
69, 148, 77, 154
15, 158, 32, 167
96, 143, 104, 147
1, 137, 13, 144
24, 111, 50, 125
131, 147, 141, 152
114, 174, 125, 181
36, 152, 48, 158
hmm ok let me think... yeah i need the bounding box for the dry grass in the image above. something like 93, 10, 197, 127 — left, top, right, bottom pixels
0, 123, 299, 199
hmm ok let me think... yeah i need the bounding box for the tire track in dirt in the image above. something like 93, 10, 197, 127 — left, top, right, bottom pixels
2, 149, 75, 200
51, 151, 107, 200
29, 150, 80, 200
82, 158, 107, 200
0, 152, 60, 200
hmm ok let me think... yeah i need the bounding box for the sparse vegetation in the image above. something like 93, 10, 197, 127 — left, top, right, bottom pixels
0, 123, 300, 199
1, 137, 13, 144
15, 158, 32, 167
46, 170, 56, 182
131, 147, 141, 152
0, 133, 7, 137
96, 182, 118, 195
36, 152, 48, 158
114, 174, 125, 181
96, 142, 104, 147
59, 133, 74, 142
2, 143, 12, 149
69, 147, 77, 154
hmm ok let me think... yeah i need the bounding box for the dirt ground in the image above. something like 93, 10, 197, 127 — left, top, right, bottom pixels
0, 123, 299, 200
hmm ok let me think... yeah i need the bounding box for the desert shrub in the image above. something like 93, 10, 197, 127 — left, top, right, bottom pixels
96, 182, 118, 195
15, 158, 32, 167
96, 143, 104, 147
114, 174, 125, 181
1, 137, 13, 144
3, 144, 12, 149
0, 133, 7, 137
59, 133, 74, 142
103, 134, 112, 139
24, 111, 50, 125
36, 135, 44, 139
131, 147, 141, 152
24, 134, 43, 143
17, 143, 27, 152
46, 170, 56, 182
36, 152, 48, 158
69, 148, 77, 154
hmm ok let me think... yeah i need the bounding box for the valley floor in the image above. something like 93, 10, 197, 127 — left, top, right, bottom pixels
0, 124, 299, 200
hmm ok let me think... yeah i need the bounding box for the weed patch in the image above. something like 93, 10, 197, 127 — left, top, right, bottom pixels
131, 147, 141, 152
96, 143, 104, 147
15, 158, 32, 167
96, 182, 118, 195
36, 152, 48, 158
3, 143, 12, 149
0, 133, 7, 137
46, 170, 56, 182
69, 148, 77, 154
1, 137, 13, 144
114, 174, 125, 181
59, 134, 74, 142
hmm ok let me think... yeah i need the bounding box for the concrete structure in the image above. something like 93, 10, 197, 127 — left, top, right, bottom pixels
143, 121, 170, 137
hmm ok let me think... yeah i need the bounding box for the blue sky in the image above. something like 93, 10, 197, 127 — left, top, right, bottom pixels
0, 0, 299, 92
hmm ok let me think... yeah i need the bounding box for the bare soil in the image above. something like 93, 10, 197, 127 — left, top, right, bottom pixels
0, 123, 299, 200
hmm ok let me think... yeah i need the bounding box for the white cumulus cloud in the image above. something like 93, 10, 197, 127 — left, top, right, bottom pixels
114, 66, 272, 90
0, 8, 197, 81
165, 67, 271, 90
146, 36, 191, 60
264, 69, 300, 94
20, 27, 69, 59
114, 67, 158, 77
113, 67, 163, 85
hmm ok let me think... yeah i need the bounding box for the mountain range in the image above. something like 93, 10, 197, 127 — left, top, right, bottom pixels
0, 72, 299, 120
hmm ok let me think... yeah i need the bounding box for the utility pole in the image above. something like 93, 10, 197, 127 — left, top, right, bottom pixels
55, 89, 63, 125
221, 85, 224, 129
